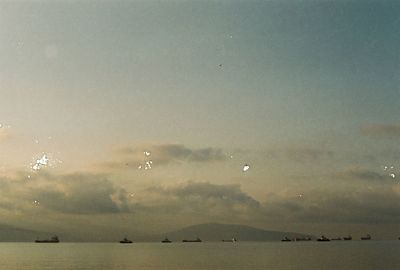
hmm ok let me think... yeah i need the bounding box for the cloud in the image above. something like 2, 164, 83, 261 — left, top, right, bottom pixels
98, 143, 229, 170
132, 182, 261, 223
122, 144, 227, 163
172, 182, 259, 205
32, 174, 129, 214
260, 187, 400, 224
0, 171, 260, 223
361, 124, 400, 138
264, 145, 333, 163
0, 172, 128, 215
1, 169, 399, 239
284, 146, 333, 162
336, 167, 388, 182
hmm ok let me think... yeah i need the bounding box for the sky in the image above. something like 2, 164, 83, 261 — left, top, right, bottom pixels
0, 0, 400, 241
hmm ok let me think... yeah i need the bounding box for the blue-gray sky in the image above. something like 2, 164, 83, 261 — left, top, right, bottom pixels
0, 1, 399, 240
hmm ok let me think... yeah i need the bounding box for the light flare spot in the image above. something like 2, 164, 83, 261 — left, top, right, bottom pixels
32, 154, 49, 171
243, 164, 250, 172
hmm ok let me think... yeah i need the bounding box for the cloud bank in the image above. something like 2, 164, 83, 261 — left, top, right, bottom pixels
99, 143, 228, 170
0, 169, 399, 238
361, 124, 400, 138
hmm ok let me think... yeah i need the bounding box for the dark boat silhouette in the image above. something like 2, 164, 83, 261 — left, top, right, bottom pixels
343, 236, 352, 240
222, 238, 237, 242
120, 237, 133, 244
161, 237, 172, 243
182, 237, 202, 242
317, 235, 330, 242
330, 237, 342, 241
361, 234, 371, 240
294, 237, 312, 241
35, 235, 59, 243
281, 236, 292, 242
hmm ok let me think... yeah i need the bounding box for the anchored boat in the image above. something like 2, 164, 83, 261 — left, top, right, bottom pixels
361, 234, 371, 240
120, 237, 133, 244
35, 235, 59, 243
161, 237, 172, 243
182, 237, 202, 242
317, 236, 330, 242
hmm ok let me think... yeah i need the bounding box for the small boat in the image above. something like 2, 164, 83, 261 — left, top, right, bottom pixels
161, 237, 172, 243
120, 237, 133, 244
361, 234, 371, 240
182, 237, 202, 242
35, 235, 59, 243
330, 237, 342, 241
343, 236, 352, 240
294, 237, 312, 241
222, 238, 237, 242
281, 236, 292, 242
317, 236, 330, 242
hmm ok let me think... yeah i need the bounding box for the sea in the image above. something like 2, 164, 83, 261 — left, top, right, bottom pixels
0, 241, 398, 270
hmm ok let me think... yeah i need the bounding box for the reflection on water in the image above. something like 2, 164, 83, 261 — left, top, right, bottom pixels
0, 242, 398, 270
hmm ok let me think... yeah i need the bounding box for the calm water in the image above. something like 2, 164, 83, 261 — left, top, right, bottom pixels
0, 241, 398, 270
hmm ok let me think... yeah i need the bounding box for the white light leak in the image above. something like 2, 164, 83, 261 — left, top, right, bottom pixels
382, 165, 396, 179
383, 165, 394, 170
27, 175, 31, 179
138, 151, 153, 170
0, 123, 11, 129
243, 164, 250, 172
138, 150, 153, 171
38, 155, 49, 165
32, 154, 49, 171
145, 160, 152, 169
139, 161, 153, 170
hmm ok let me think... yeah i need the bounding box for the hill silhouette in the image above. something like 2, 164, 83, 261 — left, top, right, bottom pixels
0, 224, 52, 242
151, 223, 314, 242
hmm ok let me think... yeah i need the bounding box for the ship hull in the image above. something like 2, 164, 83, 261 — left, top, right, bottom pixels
35, 240, 59, 243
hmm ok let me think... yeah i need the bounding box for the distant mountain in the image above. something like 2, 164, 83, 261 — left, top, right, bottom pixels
152, 223, 314, 242
0, 224, 52, 242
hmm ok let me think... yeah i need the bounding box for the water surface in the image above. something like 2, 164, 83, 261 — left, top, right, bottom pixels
0, 241, 398, 270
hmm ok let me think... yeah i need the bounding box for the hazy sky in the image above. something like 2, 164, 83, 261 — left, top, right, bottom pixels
0, 1, 400, 240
